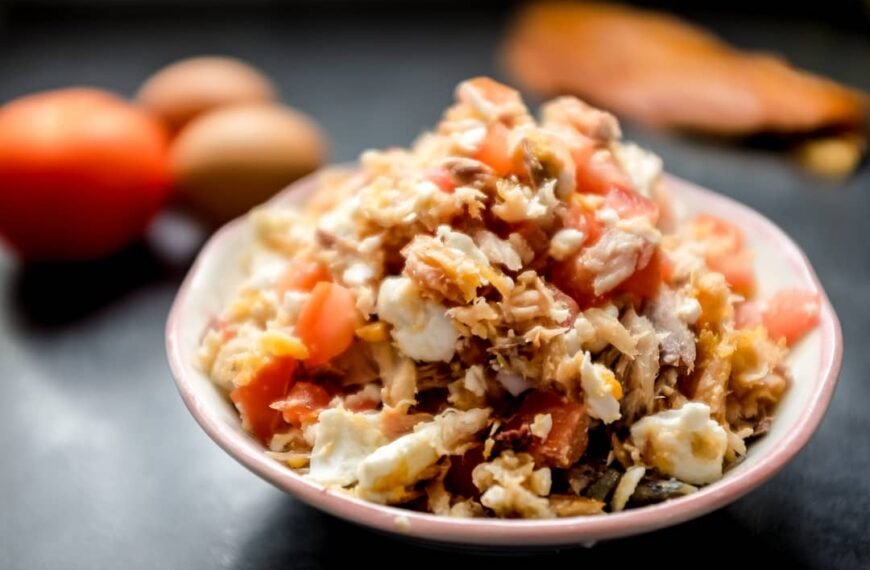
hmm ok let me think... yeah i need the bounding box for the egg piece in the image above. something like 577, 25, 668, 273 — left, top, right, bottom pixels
611, 465, 646, 512
307, 407, 387, 487
376, 276, 459, 362
580, 352, 622, 424
356, 422, 442, 504
171, 103, 327, 223
629, 402, 728, 485
356, 408, 490, 503
137, 56, 277, 133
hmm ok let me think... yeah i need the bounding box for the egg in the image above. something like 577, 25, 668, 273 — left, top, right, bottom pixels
629, 402, 728, 485
376, 276, 459, 362
307, 407, 387, 487
171, 103, 327, 222
136, 56, 277, 133
356, 422, 442, 503
580, 351, 622, 424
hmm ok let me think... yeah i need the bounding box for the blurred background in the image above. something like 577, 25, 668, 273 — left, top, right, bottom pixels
0, 1, 867, 569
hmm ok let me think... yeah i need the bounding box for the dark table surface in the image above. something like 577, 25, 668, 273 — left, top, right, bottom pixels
1, 5, 868, 569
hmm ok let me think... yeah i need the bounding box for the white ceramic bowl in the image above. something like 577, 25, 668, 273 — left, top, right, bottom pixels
166, 172, 842, 548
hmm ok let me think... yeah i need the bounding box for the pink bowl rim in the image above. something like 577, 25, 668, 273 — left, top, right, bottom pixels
165, 172, 842, 547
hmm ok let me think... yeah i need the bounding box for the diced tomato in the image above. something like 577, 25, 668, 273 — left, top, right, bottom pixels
426, 167, 456, 193
445, 445, 485, 499
296, 282, 358, 367
617, 248, 664, 301
604, 186, 659, 224
551, 254, 599, 309
762, 289, 821, 345
513, 390, 589, 469
690, 214, 743, 258
688, 214, 755, 296
277, 381, 332, 427
474, 123, 515, 176
566, 202, 604, 246
230, 357, 296, 444
734, 301, 763, 329
706, 249, 756, 298
276, 259, 331, 296
573, 143, 633, 196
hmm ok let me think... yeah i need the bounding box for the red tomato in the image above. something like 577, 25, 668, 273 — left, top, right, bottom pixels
296, 282, 358, 367
566, 202, 604, 245
690, 214, 743, 257
706, 249, 756, 298
513, 390, 589, 469
551, 254, 599, 309
573, 143, 632, 196
688, 214, 755, 296
474, 123, 515, 176
0, 88, 171, 260
425, 167, 456, 193
278, 381, 332, 427
230, 357, 296, 444
734, 301, 763, 329
276, 259, 331, 295
604, 186, 659, 223
617, 248, 664, 300
762, 289, 820, 345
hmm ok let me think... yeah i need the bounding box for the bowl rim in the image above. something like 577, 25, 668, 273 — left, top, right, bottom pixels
166, 172, 842, 546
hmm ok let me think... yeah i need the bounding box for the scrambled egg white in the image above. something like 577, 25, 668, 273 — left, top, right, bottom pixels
356, 422, 442, 503
629, 402, 728, 485
376, 276, 459, 362
308, 407, 387, 487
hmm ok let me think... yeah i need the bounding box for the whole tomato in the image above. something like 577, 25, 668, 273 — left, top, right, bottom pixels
0, 88, 172, 260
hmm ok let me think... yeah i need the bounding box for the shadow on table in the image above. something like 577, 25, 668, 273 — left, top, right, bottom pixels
7, 212, 206, 330
234, 499, 810, 569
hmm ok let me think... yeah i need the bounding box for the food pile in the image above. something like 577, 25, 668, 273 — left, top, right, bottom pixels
199, 78, 820, 518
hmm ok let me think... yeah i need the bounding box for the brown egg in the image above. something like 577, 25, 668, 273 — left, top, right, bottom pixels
137, 56, 277, 133
171, 103, 327, 223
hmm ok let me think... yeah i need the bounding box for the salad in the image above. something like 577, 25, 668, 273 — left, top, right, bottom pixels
199, 78, 820, 518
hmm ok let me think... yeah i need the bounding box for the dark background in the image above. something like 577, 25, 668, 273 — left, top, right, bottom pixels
1, 2, 868, 568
